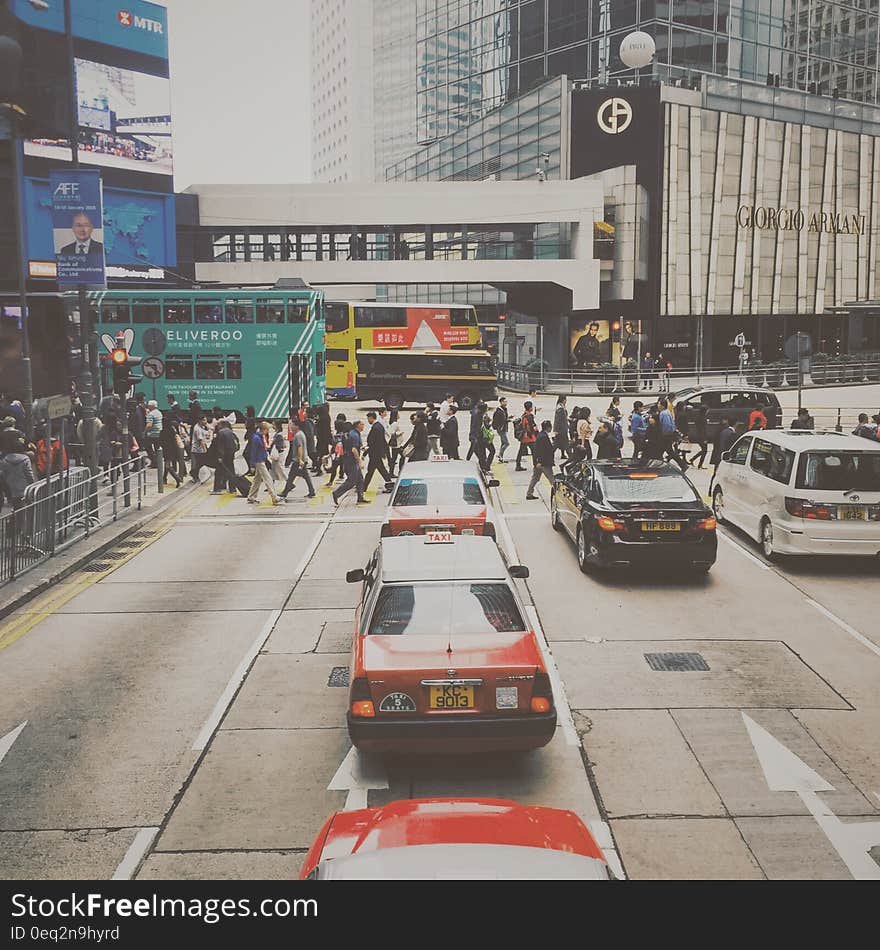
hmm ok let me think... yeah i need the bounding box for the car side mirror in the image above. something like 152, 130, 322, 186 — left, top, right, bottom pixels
487, 478, 500, 488
509, 565, 530, 579
346, 568, 365, 584
721, 451, 731, 463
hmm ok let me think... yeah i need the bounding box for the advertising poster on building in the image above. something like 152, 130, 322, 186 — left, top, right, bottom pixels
570, 319, 646, 368
570, 319, 611, 368
50, 169, 106, 288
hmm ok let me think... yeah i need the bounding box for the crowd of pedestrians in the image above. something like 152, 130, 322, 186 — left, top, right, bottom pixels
3, 383, 880, 515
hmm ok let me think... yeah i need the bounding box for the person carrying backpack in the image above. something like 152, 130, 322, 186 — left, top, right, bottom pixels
514, 400, 538, 471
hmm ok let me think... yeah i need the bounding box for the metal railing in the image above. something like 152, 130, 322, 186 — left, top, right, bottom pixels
498, 360, 880, 396
0, 456, 151, 588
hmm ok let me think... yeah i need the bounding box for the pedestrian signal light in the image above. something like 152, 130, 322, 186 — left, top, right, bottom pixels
111, 347, 127, 365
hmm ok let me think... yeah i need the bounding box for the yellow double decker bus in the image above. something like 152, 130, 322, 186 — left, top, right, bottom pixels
325, 301, 481, 398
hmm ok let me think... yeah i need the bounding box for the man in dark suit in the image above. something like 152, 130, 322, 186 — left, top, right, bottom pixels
526, 420, 555, 500
440, 406, 460, 459
60, 213, 104, 262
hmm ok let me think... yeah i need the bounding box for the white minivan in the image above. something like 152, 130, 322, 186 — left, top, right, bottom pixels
712, 430, 880, 559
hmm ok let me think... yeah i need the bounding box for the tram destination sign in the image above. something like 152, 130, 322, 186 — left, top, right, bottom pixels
737, 205, 867, 235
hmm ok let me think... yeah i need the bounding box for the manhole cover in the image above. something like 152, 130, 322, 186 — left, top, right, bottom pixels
645, 652, 710, 672
328, 667, 350, 688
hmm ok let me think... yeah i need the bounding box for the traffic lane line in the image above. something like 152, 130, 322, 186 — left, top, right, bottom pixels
0, 487, 209, 654
805, 598, 880, 661
717, 527, 771, 571
719, 526, 880, 660
489, 483, 581, 750
112, 826, 160, 881
191, 519, 331, 752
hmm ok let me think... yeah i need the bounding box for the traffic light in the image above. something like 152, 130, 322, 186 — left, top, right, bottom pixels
611, 320, 622, 342
110, 346, 142, 397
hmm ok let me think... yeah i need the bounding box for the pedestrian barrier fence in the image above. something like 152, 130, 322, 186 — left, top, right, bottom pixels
0, 455, 150, 588
498, 360, 880, 396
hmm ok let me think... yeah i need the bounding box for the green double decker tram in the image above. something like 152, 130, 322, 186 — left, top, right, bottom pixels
84, 288, 326, 416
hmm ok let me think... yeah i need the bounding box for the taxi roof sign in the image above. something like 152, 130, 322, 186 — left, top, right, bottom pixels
425, 530, 454, 544
431, 455, 450, 462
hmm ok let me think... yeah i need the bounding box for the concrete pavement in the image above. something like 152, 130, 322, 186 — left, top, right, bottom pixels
0, 435, 877, 880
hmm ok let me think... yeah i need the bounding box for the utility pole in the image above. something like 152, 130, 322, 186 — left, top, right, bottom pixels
0, 3, 36, 439
63, 0, 98, 476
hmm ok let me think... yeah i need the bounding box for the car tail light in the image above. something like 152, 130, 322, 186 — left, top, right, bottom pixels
483, 522, 496, 540
531, 669, 553, 713
696, 516, 717, 531
350, 677, 375, 718
380, 523, 392, 538
596, 515, 626, 533
785, 498, 835, 520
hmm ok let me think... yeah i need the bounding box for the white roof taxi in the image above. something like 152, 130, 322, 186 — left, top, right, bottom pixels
712, 430, 880, 559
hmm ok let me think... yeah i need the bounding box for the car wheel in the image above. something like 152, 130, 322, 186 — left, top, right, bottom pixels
576, 526, 589, 573
760, 518, 778, 561
712, 488, 726, 524
384, 391, 405, 411
551, 493, 562, 531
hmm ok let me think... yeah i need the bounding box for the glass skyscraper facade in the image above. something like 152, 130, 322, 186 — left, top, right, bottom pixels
411, 1, 880, 158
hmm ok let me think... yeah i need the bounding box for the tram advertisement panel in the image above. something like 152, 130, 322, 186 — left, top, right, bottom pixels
358, 307, 475, 349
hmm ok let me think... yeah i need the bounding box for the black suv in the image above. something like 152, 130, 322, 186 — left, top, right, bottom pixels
671, 386, 782, 441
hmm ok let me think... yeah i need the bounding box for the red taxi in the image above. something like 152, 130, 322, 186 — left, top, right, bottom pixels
345, 534, 556, 753
380, 459, 500, 539
299, 798, 611, 880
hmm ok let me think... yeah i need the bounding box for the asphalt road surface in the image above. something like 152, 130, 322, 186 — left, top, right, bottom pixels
1, 413, 878, 880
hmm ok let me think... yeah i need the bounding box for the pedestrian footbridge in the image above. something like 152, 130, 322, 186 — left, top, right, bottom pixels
185, 180, 607, 312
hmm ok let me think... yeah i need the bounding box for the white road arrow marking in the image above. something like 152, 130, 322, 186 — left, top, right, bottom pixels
0, 721, 27, 766
328, 746, 389, 811
742, 713, 880, 880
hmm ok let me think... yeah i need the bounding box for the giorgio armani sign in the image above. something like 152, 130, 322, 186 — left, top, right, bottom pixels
737, 205, 867, 235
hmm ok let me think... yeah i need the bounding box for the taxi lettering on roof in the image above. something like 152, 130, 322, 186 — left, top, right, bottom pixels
431, 455, 450, 462
425, 530, 454, 544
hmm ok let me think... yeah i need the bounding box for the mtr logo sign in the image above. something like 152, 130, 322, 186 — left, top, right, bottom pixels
118, 10, 164, 33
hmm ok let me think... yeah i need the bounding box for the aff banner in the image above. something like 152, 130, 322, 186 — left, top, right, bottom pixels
50, 169, 106, 289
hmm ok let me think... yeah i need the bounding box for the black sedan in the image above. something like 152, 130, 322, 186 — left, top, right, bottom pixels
551, 460, 718, 574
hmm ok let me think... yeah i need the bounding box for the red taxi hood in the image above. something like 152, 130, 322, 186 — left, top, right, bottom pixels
363, 632, 539, 672
317, 799, 605, 859
389, 504, 487, 523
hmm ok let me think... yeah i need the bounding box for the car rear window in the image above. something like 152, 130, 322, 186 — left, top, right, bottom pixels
795, 451, 880, 491
392, 478, 485, 507
601, 472, 701, 503
368, 583, 526, 636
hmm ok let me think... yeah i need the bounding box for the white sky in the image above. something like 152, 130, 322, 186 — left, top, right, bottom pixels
164, 0, 312, 190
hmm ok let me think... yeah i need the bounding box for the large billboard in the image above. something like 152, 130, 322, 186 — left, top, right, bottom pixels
26, 59, 172, 175
25, 177, 177, 271
50, 169, 107, 288
12, 0, 168, 60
